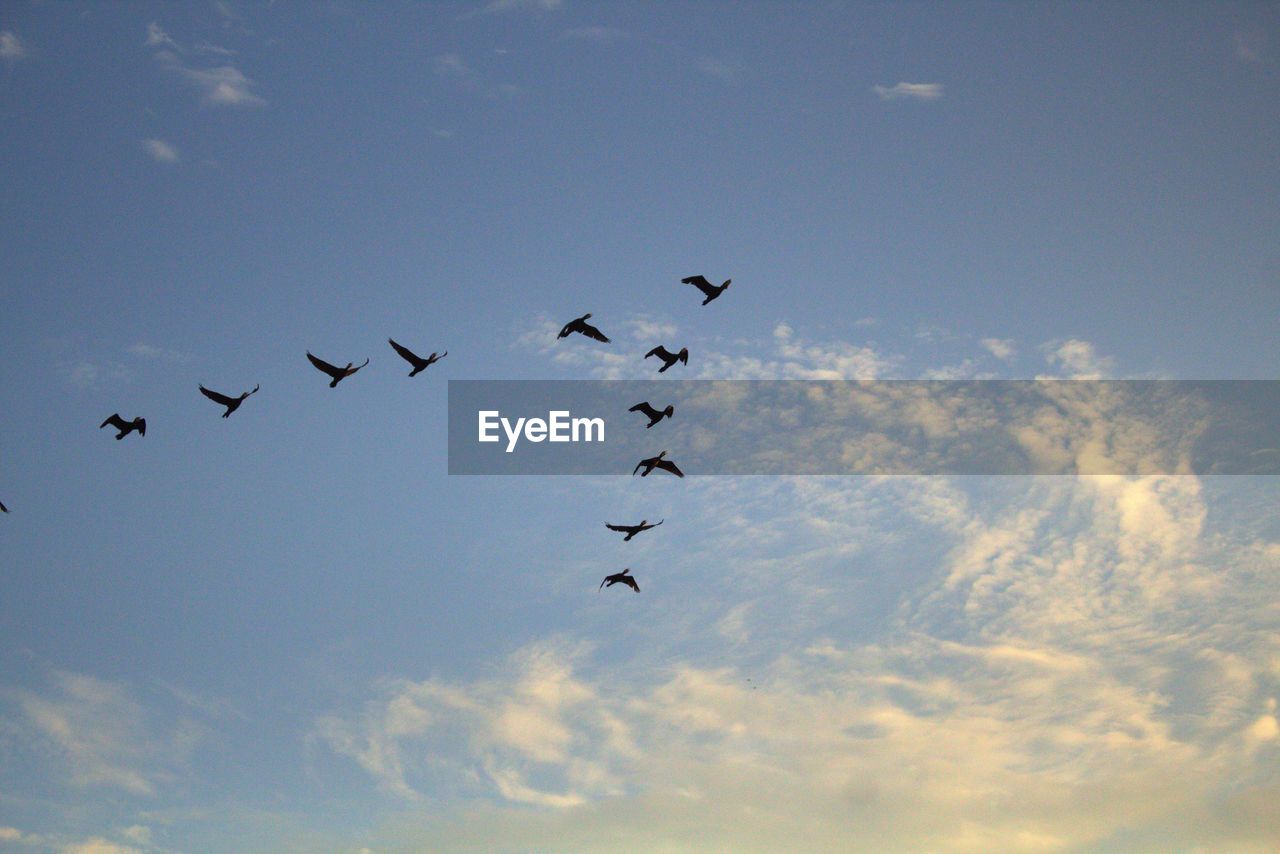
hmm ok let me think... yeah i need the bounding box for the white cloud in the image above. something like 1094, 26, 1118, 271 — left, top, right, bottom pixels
126, 342, 189, 361
0, 826, 43, 846
151, 37, 265, 108
178, 64, 266, 107
519, 316, 897, 380
194, 41, 236, 57
142, 139, 180, 164
433, 53, 472, 78
874, 82, 944, 101
624, 316, 677, 342
980, 337, 1016, 360
62, 359, 132, 390
319, 469, 1280, 849
144, 22, 178, 50
1039, 338, 1115, 379
315, 638, 621, 806
920, 358, 988, 380
476, 0, 564, 13
0, 31, 29, 63
118, 825, 152, 846
3, 670, 205, 796
61, 839, 142, 854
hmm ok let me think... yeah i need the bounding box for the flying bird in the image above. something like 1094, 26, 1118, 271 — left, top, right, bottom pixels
199, 384, 260, 418
100, 414, 146, 440
645, 345, 689, 373
605, 519, 664, 541
388, 339, 447, 377
307, 352, 369, 388
600, 568, 640, 592
628, 401, 674, 428
557, 313, 611, 343
682, 274, 731, 305
633, 451, 684, 478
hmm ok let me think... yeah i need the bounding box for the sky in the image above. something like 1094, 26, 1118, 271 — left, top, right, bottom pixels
1, 0, 1279, 850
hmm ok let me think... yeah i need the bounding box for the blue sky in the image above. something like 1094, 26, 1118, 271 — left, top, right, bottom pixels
1, 1, 1278, 850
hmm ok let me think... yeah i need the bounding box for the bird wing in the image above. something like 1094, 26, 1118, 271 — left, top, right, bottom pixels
199, 385, 236, 406
645, 346, 666, 359
605, 523, 630, 532
307, 352, 342, 378
599, 576, 610, 589
388, 338, 422, 366
101, 413, 125, 430
136, 418, 146, 436
682, 275, 714, 295
678, 349, 689, 364
632, 459, 646, 475
1, 500, 8, 513
629, 402, 657, 417
347, 358, 371, 375
648, 519, 664, 529
623, 575, 640, 591
658, 459, 684, 477
581, 323, 610, 343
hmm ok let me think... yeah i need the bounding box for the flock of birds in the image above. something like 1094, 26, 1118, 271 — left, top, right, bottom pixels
556, 275, 732, 593
5, 275, 734, 594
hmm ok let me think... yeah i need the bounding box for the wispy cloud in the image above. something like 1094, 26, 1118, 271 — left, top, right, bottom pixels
319, 464, 1280, 848
0, 31, 29, 63
61, 359, 131, 390
980, 337, 1016, 360
560, 26, 627, 42
141, 139, 180, 164
697, 56, 739, 84
62, 838, 144, 854
625, 316, 678, 342
1039, 337, 1114, 379
176, 63, 266, 107
193, 41, 236, 57
2, 670, 204, 797
144, 22, 178, 51
1235, 30, 1264, 64
432, 52, 522, 99
518, 315, 898, 380
148, 24, 265, 108
474, 0, 564, 14
433, 53, 472, 78
873, 81, 943, 101
126, 342, 189, 362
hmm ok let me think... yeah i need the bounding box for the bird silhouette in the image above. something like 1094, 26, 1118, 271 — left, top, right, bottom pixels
645, 345, 688, 373
199, 384, 260, 418
605, 519, 664, 541
307, 352, 369, 388
557, 313, 611, 343
388, 339, 447, 377
100, 414, 146, 440
633, 451, 684, 478
600, 568, 640, 592
0, 500, 8, 514
629, 401, 674, 427
682, 274, 731, 305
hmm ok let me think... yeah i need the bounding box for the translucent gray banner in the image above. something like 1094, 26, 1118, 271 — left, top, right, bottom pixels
447, 380, 1280, 475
